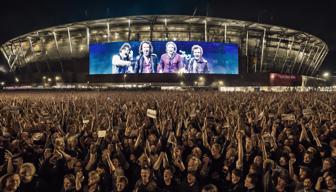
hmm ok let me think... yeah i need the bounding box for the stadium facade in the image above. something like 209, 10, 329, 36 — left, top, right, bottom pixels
0, 15, 329, 86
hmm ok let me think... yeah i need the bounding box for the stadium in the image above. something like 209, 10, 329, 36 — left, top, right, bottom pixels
0, 15, 329, 88
2, 3, 336, 191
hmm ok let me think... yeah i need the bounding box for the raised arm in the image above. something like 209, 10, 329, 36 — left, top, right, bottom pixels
112, 55, 131, 67
236, 131, 244, 170
309, 122, 322, 148
4, 150, 14, 174
288, 153, 298, 182
85, 144, 97, 171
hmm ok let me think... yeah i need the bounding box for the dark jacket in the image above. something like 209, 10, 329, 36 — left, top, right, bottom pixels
135, 54, 158, 73
188, 57, 209, 73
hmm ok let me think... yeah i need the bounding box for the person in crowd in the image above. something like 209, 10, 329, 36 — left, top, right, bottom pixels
18, 163, 38, 192
202, 184, 218, 192
0, 173, 21, 192
115, 176, 129, 192
227, 169, 245, 192
134, 166, 157, 192
61, 174, 76, 192
180, 171, 200, 192
157, 167, 179, 192
244, 173, 258, 192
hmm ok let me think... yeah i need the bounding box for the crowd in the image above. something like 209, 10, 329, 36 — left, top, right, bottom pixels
1, 91, 336, 192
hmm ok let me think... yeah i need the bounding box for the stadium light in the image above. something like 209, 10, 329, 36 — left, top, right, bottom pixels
177, 68, 186, 76
55, 76, 61, 81
43, 76, 46, 80
323, 72, 330, 78
15, 77, 19, 83
47, 78, 52, 82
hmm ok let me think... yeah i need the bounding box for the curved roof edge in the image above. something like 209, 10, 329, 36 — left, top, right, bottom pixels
1, 15, 328, 51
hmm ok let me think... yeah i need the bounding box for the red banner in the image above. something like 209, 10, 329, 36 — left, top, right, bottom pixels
270, 73, 302, 86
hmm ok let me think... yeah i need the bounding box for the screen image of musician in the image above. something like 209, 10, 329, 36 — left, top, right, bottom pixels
134, 41, 158, 73
158, 41, 184, 73
89, 41, 238, 75
187, 45, 209, 73
111, 43, 133, 74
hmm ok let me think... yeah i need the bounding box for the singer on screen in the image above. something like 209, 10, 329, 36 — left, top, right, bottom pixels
188, 45, 209, 73
134, 41, 158, 73
158, 41, 184, 73
112, 43, 133, 74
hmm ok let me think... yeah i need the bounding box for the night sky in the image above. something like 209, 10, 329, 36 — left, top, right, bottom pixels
0, 0, 335, 75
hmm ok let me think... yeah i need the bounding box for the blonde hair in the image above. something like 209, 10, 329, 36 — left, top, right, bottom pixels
20, 163, 36, 175
166, 41, 177, 53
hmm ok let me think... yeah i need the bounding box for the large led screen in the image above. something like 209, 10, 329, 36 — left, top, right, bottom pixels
89, 41, 238, 75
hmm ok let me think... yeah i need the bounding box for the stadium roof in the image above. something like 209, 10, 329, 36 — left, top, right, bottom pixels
0, 0, 334, 79
0, 15, 328, 76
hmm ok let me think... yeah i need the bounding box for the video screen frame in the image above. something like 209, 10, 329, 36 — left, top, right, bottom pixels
89, 41, 239, 75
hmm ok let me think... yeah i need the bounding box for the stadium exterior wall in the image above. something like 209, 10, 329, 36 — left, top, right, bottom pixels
0, 15, 329, 85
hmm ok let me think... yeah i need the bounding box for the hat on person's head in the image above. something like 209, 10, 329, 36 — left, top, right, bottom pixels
307, 147, 317, 155
119, 43, 131, 52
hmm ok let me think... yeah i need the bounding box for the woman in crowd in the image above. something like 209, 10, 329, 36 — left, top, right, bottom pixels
0, 173, 21, 192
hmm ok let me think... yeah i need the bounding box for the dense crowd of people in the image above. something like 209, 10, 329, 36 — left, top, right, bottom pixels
1, 91, 336, 192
